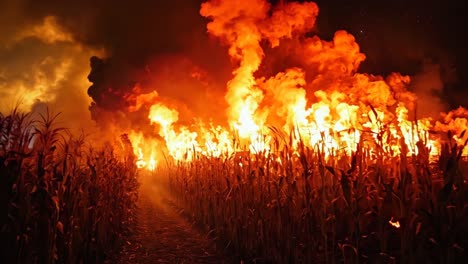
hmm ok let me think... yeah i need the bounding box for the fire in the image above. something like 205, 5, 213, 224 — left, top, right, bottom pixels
128, 131, 159, 171
117, 0, 468, 169
389, 217, 401, 229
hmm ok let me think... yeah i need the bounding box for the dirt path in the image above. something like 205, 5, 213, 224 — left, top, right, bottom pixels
110, 176, 233, 264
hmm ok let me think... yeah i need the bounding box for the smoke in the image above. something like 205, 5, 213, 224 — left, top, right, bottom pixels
409, 61, 449, 118
0, 13, 101, 132
200, 0, 319, 136
68, 0, 234, 128
312, 0, 467, 110
0, 0, 466, 138
0, 0, 232, 133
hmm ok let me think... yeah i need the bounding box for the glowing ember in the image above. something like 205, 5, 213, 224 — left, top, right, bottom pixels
389, 217, 401, 228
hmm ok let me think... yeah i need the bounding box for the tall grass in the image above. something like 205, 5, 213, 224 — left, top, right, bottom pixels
0, 109, 139, 263
165, 125, 468, 263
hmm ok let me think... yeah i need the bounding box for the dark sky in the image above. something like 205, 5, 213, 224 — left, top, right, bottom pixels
312, 0, 467, 107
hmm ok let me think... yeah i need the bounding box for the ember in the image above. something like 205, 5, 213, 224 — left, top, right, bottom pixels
389, 217, 401, 229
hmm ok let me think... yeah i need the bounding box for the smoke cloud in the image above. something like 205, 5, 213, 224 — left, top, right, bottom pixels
0, 0, 466, 135
0, 12, 100, 131
0, 0, 232, 132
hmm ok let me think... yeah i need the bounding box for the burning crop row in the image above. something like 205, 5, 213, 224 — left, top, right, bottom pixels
123, 0, 468, 170
160, 120, 468, 263
2, 0, 467, 263
117, 0, 468, 262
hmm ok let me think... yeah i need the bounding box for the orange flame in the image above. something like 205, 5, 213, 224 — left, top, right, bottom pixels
121, 0, 468, 169
389, 217, 401, 228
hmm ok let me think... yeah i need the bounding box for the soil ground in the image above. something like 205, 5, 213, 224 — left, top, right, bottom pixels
109, 174, 234, 264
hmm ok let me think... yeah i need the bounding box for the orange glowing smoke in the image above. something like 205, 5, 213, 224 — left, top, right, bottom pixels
123, 0, 468, 168
1, 15, 104, 131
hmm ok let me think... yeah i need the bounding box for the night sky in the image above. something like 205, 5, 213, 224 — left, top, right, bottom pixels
312, 0, 467, 107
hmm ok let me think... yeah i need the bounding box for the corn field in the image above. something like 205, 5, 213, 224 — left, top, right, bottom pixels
0, 109, 139, 264
164, 128, 468, 263
3, 108, 467, 263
